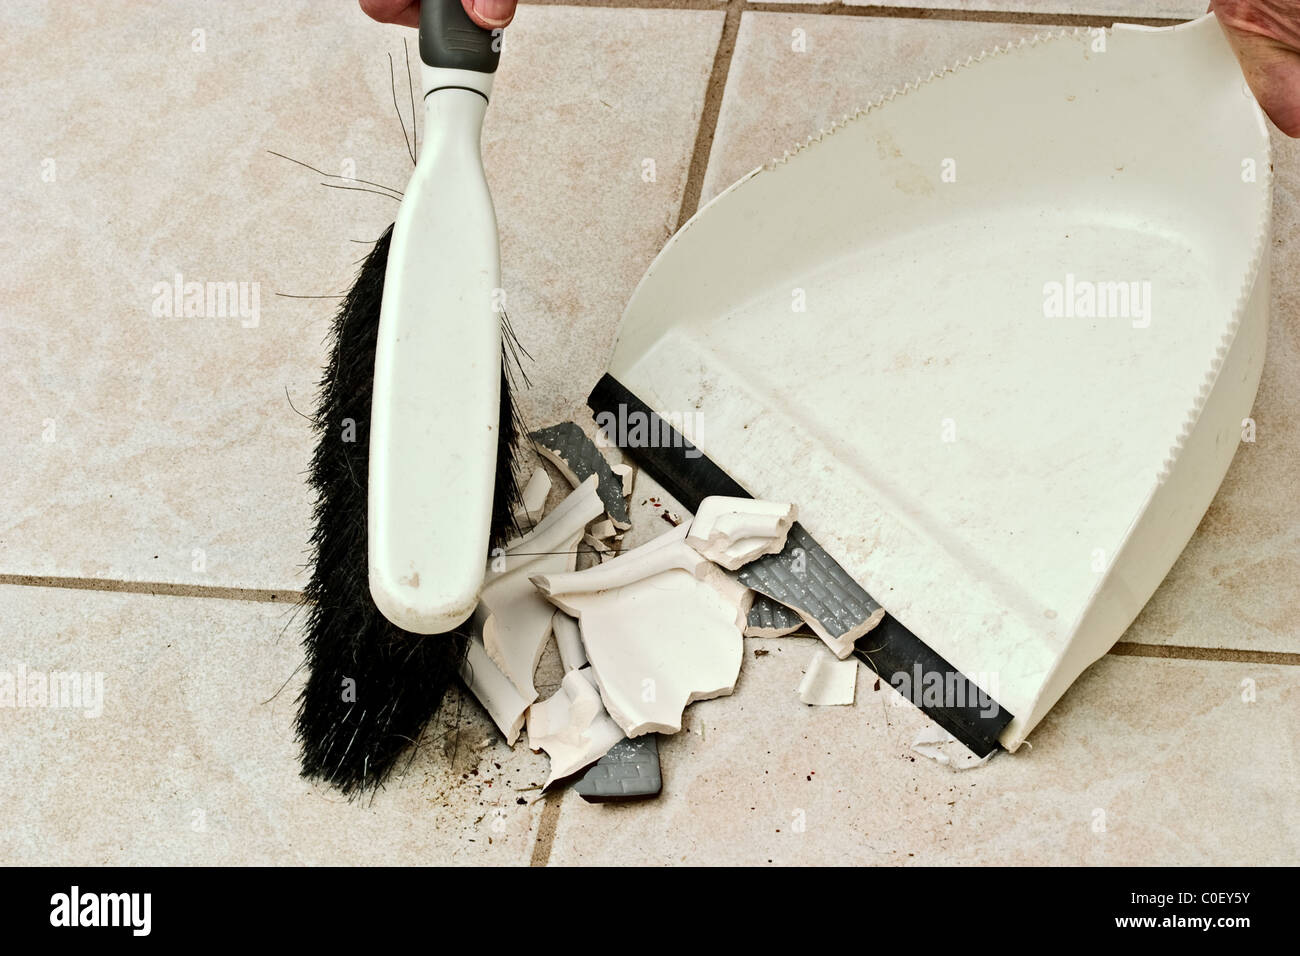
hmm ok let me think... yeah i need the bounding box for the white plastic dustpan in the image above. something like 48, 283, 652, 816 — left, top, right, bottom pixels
590, 14, 1272, 752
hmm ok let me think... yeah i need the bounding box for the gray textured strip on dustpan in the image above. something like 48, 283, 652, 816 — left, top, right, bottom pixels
739, 524, 883, 640
588, 373, 1013, 757
574, 735, 661, 802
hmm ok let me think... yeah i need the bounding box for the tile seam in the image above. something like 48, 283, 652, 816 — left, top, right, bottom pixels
1108, 641, 1300, 667
519, 0, 1188, 29
528, 793, 565, 866
740, 3, 1186, 27
2, 570, 1295, 669
676, 0, 746, 230
0, 574, 299, 605
0, 575, 1294, 667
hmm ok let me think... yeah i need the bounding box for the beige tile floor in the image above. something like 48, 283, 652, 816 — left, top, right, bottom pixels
1, 1, 1296, 865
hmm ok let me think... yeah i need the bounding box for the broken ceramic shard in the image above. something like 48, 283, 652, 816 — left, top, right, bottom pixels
534, 523, 698, 593
532, 525, 750, 737
745, 594, 805, 637
551, 609, 588, 672
511, 467, 552, 531
530, 422, 631, 529
910, 726, 994, 771
686, 496, 797, 570
611, 463, 635, 498
477, 476, 604, 703
585, 517, 620, 563
582, 533, 615, 559
738, 524, 885, 659
460, 634, 530, 745
527, 668, 624, 787
575, 734, 662, 802
797, 648, 859, 705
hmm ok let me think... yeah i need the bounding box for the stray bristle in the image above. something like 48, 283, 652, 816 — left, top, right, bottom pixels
297, 224, 527, 794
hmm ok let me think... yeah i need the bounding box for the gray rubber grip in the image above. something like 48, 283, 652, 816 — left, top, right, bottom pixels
419, 0, 501, 74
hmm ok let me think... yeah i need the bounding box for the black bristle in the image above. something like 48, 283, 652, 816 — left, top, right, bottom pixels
297, 224, 527, 794
493, 310, 530, 548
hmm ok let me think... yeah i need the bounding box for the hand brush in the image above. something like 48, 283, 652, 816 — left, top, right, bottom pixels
298, 0, 523, 794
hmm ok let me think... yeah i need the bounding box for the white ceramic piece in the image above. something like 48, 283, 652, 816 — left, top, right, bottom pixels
460, 633, 529, 745
589, 518, 616, 540
551, 610, 588, 672
511, 468, 552, 531
534, 523, 697, 594
797, 649, 859, 705
533, 526, 752, 736
911, 726, 995, 771
612, 463, 635, 497
527, 668, 625, 786
477, 476, 604, 703
602, 15, 1272, 748
686, 496, 797, 570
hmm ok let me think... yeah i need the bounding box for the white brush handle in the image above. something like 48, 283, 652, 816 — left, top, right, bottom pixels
368, 46, 503, 633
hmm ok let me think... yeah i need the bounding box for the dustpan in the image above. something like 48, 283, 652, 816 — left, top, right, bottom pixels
589, 14, 1272, 753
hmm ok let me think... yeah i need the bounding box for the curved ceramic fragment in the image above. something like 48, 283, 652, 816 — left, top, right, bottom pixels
511, 467, 552, 531
532, 523, 702, 597
460, 634, 530, 745
686, 496, 797, 570
797, 648, 858, 705
527, 668, 624, 786
533, 526, 751, 737
478, 476, 604, 702
552, 610, 588, 672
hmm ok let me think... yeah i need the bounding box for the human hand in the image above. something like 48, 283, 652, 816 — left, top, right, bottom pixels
360, 0, 517, 32
1212, 0, 1300, 136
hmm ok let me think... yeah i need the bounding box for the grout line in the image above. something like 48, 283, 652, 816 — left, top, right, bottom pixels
5, 574, 1294, 665
1110, 641, 1300, 667
528, 793, 565, 866
1, 575, 1293, 667
519, 0, 1187, 28
676, 0, 745, 230
737, 3, 1185, 28
0, 574, 299, 605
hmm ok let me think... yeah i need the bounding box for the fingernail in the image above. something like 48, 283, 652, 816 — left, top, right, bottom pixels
472, 0, 512, 27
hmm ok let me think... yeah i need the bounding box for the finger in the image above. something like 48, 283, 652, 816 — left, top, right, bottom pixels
1250, 42, 1300, 136
359, 0, 421, 28
1219, 24, 1300, 136
461, 0, 517, 30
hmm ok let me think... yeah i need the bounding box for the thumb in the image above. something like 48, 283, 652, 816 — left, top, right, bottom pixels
1213, 2, 1300, 136
462, 0, 517, 30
